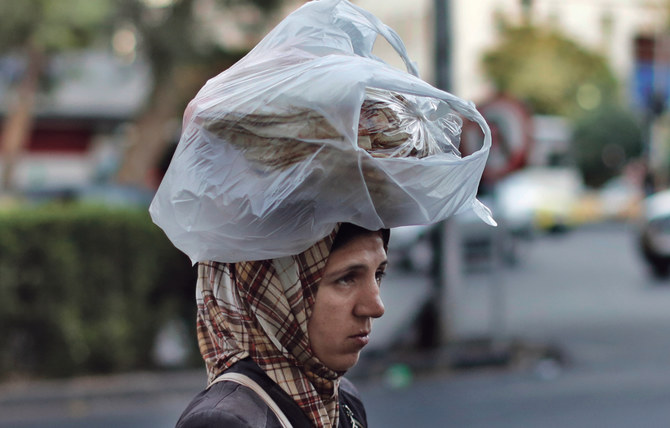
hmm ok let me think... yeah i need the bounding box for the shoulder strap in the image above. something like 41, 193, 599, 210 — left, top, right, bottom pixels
211, 372, 293, 428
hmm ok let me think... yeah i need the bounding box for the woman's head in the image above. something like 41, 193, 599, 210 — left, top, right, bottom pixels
307, 224, 389, 372
195, 223, 390, 425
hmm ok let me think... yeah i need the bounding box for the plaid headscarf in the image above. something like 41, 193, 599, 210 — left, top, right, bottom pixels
195, 227, 343, 427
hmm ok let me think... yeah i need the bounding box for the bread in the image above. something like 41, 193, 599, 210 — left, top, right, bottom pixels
201, 89, 446, 171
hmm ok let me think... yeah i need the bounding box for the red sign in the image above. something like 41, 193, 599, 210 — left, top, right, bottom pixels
461, 94, 533, 183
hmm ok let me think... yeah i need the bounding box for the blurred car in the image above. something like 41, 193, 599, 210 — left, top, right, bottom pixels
388, 196, 517, 273
22, 184, 155, 208
453, 197, 520, 268
77, 184, 155, 207
387, 223, 435, 274
494, 167, 585, 234
598, 176, 643, 221
639, 189, 670, 278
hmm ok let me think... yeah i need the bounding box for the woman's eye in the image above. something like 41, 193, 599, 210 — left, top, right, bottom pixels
337, 274, 356, 286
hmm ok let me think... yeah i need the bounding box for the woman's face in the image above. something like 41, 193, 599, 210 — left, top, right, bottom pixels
308, 232, 387, 372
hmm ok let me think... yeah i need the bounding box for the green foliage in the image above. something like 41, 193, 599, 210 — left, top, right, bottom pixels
0, 0, 288, 188
0, 0, 112, 53
114, 0, 283, 74
0, 204, 198, 379
571, 105, 643, 187
482, 23, 619, 116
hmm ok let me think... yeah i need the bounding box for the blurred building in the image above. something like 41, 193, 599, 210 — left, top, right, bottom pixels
2, 0, 668, 194
350, 0, 667, 168
0, 51, 150, 195
350, 0, 668, 103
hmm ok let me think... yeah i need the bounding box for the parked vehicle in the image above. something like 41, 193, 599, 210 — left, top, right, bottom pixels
22, 184, 154, 207
598, 176, 643, 221
388, 196, 518, 274
494, 167, 585, 234
639, 189, 670, 278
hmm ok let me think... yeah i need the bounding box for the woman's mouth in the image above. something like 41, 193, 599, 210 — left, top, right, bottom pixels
349, 332, 370, 347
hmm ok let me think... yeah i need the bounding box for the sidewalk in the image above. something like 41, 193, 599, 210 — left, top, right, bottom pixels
0, 269, 430, 407
0, 368, 204, 409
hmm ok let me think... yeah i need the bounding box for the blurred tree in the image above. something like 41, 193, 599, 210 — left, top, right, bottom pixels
0, 0, 285, 192
0, 0, 112, 192
571, 105, 643, 187
481, 20, 619, 117
112, 0, 284, 188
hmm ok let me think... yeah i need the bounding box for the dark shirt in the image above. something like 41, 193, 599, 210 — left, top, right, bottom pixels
176, 358, 367, 428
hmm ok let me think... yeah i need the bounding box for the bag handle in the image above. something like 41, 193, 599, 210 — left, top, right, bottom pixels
331, 2, 491, 156
340, 0, 420, 77
210, 372, 293, 428
335, 1, 494, 224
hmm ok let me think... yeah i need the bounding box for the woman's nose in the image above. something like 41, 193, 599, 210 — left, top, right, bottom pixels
354, 277, 385, 319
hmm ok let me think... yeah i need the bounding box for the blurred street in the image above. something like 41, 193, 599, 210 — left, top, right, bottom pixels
2, 222, 670, 427
362, 221, 670, 427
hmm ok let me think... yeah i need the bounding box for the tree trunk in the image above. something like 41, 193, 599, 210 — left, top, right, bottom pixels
0, 45, 44, 193
114, 72, 181, 189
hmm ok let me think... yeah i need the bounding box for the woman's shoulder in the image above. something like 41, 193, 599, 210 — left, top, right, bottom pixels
339, 377, 361, 398
176, 381, 279, 428
176, 358, 312, 428
339, 377, 368, 428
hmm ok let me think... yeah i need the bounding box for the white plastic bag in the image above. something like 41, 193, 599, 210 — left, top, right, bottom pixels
149, 0, 495, 264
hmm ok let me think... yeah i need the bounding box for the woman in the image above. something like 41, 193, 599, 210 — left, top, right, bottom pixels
153, 3, 494, 427
176, 223, 389, 428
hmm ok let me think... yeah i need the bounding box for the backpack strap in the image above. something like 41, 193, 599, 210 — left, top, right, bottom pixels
211, 372, 293, 428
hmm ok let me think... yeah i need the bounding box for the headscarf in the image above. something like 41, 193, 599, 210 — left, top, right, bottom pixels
195, 227, 342, 427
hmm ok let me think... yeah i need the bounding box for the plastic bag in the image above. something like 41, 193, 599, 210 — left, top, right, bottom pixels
149, 0, 495, 264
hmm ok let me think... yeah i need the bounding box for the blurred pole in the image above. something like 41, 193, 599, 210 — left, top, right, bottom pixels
488, 221, 506, 342
434, 0, 451, 91
434, 0, 460, 348
418, 0, 458, 348
521, 0, 533, 25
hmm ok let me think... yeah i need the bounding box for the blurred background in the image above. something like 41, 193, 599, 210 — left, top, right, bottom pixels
1, 0, 670, 427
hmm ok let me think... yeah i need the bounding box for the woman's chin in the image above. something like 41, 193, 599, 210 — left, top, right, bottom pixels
324, 352, 361, 373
